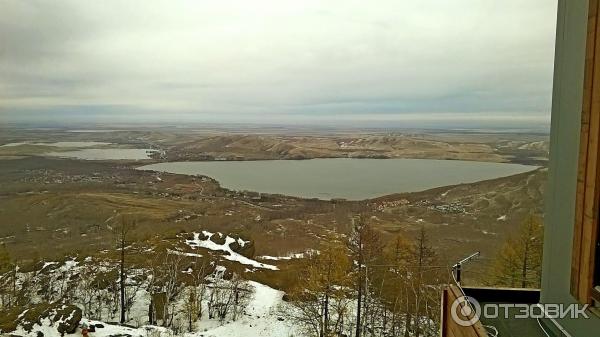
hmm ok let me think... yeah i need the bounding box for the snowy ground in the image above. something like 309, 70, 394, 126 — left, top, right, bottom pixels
185, 231, 278, 270
9, 281, 299, 337
187, 281, 298, 337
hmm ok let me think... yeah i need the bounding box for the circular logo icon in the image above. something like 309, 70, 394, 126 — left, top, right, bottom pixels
450, 296, 481, 326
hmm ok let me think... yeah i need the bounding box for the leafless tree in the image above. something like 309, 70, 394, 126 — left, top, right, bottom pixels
207, 272, 251, 323
348, 216, 383, 337
113, 216, 137, 324
148, 251, 184, 327
183, 259, 209, 332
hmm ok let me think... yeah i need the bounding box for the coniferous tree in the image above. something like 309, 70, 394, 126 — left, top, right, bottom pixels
488, 215, 543, 288
289, 241, 351, 337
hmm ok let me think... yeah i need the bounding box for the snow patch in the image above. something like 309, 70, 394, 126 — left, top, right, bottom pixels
257, 249, 318, 261
167, 248, 203, 258
187, 281, 297, 337
186, 232, 278, 270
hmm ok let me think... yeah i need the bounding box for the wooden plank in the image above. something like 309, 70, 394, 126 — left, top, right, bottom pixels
579, 215, 595, 299
440, 286, 487, 337
583, 0, 600, 303
572, 0, 597, 298
572, 180, 585, 294
441, 289, 448, 337
573, 0, 600, 304
587, 0, 600, 302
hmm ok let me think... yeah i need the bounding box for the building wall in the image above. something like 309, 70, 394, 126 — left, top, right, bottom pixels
542, 0, 600, 334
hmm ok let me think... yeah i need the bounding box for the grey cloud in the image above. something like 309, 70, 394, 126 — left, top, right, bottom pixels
0, 0, 558, 127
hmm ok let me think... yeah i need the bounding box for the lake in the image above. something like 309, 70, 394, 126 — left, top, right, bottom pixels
47, 148, 157, 160
138, 158, 537, 200
1, 141, 111, 147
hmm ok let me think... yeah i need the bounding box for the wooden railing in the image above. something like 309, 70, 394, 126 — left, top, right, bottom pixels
440, 285, 488, 337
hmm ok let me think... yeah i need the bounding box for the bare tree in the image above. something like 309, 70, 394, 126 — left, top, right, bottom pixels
404, 226, 437, 337
0, 245, 16, 311
229, 273, 251, 321
184, 259, 209, 332
348, 216, 383, 337
148, 251, 184, 327
113, 216, 137, 324
124, 272, 145, 323
206, 271, 251, 324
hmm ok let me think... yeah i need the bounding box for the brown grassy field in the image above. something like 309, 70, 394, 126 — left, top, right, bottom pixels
0, 155, 544, 284
0, 127, 547, 289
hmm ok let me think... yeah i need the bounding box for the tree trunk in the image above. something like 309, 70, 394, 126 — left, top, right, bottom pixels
521, 223, 531, 288
324, 262, 331, 337
120, 231, 126, 324
324, 291, 330, 337
355, 234, 363, 337
404, 312, 411, 337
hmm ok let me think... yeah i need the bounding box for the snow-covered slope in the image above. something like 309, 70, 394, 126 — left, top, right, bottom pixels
189, 281, 297, 337
185, 231, 278, 270
9, 281, 298, 337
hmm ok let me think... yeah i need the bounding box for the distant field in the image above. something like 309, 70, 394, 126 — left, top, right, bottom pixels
0, 126, 549, 165
0, 127, 547, 288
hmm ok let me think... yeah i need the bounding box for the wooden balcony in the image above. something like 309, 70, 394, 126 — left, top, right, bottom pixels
440, 285, 488, 337
440, 285, 551, 337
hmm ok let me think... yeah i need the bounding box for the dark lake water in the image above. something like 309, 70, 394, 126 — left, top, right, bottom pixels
138, 158, 536, 200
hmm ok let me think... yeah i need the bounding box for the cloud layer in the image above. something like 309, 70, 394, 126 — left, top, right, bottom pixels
0, 0, 558, 127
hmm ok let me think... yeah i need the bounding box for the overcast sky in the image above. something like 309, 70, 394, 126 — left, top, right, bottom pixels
0, 0, 558, 128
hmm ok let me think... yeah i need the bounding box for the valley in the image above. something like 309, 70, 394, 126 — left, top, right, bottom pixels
0, 126, 548, 337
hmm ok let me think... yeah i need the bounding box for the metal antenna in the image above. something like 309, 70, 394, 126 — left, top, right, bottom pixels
452, 251, 480, 286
